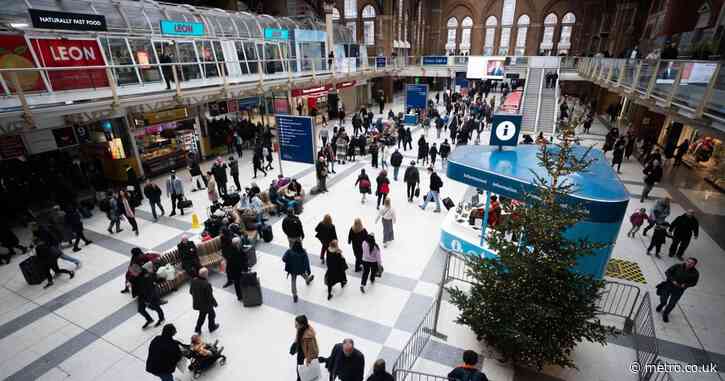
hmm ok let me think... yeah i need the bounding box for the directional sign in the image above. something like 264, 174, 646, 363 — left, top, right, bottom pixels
276, 115, 315, 164
489, 114, 522, 147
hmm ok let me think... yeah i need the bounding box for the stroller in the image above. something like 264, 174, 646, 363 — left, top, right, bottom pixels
181, 339, 227, 379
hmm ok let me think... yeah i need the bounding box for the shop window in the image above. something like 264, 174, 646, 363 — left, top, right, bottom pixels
213, 41, 225, 76
197, 40, 219, 79
515, 15, 530, 56
175, 41, 202, 81
128, 38, 162, 84
235, 41, 250, 74
244, 42, 259, 74
100, 37, 139, 86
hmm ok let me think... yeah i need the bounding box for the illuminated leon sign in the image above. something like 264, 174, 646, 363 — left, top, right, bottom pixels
160, 20, 205, 37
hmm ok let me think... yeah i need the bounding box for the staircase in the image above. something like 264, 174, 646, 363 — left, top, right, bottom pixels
537, 68, 559, 135
521, 67, 543, 133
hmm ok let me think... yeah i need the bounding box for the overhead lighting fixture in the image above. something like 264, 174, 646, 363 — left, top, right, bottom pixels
10, 23, 29, 28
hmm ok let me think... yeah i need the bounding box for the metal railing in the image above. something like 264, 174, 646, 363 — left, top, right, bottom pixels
597, 280, 641, 334
393, 369, 448, 381
633, 292, 660, 381
391, 298, 439, 375
649, 360, 675, 381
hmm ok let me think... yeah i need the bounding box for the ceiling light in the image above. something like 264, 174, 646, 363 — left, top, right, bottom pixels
10, 23, 29, 28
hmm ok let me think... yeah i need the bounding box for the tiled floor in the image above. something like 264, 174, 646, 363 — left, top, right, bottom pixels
1, 98, 724, 381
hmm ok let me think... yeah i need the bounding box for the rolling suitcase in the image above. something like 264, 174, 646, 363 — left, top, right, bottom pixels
20, 256, 45, 285
242, 244, 257, 268
442, 197, 455, 210
240, 272, 263, 307
261, 225, 273, 243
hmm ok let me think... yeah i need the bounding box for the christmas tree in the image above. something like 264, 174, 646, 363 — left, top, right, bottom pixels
447, 119, 615, 370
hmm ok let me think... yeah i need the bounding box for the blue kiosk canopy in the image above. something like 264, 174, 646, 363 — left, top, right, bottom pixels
444, 145, 630, 278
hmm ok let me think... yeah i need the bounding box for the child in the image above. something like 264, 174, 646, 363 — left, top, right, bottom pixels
646, 223, 671, 258
628, 208, 650, 237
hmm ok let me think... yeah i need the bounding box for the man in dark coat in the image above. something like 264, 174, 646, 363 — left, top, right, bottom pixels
36, 241, 74, 288
178, 235, 201, 277
228, 156, 241, 192
133, 262, 165, 329
390, 149, 403, 181
668, 211, 699, 260
448, 350, 489, 381
282, 211, 305, 248
657, 258, 699, 323
146, 323, 182, 381
64, 205, 91, 252
211, 157, 228, 196
190, 267, 219, 334
439, 139, 451, 166
403, 161, 420, 203
324, 338, 365, 381
144, 180, 165, 221
126, 164, 142, 200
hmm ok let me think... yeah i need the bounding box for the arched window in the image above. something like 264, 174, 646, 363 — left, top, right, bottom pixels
515, 14, 530, 56
499, 0, 516, 55
460, 17, 473, 54
540, 13, 557, 54
558, 12, 575, 54
362, 5, 376, 46
344, 0, 357, 42
484, 16, 497, 56
331, 7, 341, 21
446, 17, 458, 53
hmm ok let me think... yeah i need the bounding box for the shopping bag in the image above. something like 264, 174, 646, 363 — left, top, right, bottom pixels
298, 359, 322, 381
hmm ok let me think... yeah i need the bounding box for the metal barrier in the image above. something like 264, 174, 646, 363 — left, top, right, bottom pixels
597, 280, 641, 334
633, 292, 660, 381
393, 369, 448, 381
649, 360, 675, 381
443, 251, 478, 286
391, 298, 439, 374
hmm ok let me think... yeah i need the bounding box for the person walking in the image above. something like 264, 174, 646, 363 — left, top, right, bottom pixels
612, 139, 625, 173
439, 139, 451, 167
252, 149, 267, 178
404, 127, 413, 151
179, 235, 201, 277
668, 210, 699, 260
390, 149, 403, 181
133, 261, 165, 329
367, 359, 394, 381
283, 241, 315, 303
120, 190, 139, 235
0, 221, 27, 265
291, 315, 319, 381
316, 155, 329, 193
627, 208, 650, 238
188, 152, 206, 192
35, 240, 74, 289
640, 160, 663, 202
420, 167, 443, 212
404, 161, 420, 203
105, 191, 123, 234
64, 205, 92, 252
646, 223, 671, 258
166, 171, 186, 216
375, 170, 390, 210
264, 145, 275, 171
643, 197, 671, 236
320, 124, 330, 147
656, 258, 699, 323
325, 240, 348, 300
376, 198, 396, 248
144, 180, 165, 221
211, 157, 228, 197
417, 136, 429, 166
448, 350, 489, 381
190, 267, 220, 334
429, 143, 438, 169
207, 172, 220, 207
673, 139, 690, 167
324, 338, 365, 381
282, 210, 305, 248
348, 218, 368, 273
355, 169, 372, 204
220, 229, 248, 300
146, 324, 183, 381
228, 156, 241, 192
380, 143, 389, 170
369, 140, 379, 168
315, 214, 338, 264
360, 233, 382, 294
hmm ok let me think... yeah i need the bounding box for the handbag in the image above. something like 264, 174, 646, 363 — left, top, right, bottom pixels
414, 187, 420, 197
298, 359, 322, 381
655, 281, 668, 296
376, 264, 384, 277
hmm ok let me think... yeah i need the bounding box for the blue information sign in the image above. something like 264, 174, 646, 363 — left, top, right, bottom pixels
375, 57, 386, 68
403, 114, 419, 126
489, 114, 522, 147
264, 28, 289, 40
238, 96, 260, 111
276, 115, 315, 164
160, 20, 205, 36
422, 56, 448, 65
405, 84, 428, 109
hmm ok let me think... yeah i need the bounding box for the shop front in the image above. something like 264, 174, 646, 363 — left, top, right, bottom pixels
203, 96, 268, 156
130, 107, 197, 177
291, 81, 361, 123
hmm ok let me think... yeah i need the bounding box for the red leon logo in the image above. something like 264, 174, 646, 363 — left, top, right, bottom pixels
48, 45, 98, 62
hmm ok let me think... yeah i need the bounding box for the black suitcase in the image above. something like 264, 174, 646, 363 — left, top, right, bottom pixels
261, 225, 273, 243
20, 256, 45, 285
240, 272, 263, 307
222, 192, 241, 206
242, 244, 257, 268
442, 197, 455, 210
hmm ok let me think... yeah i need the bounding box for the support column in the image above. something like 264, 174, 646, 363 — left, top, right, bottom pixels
381, 0, 395, 104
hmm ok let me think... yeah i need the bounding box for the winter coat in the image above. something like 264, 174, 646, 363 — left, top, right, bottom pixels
439, 142, 451, 158
629, 211, 649, 226
315, 222, 338, 244
296, 326, 320, 365
612, 144, 625, 164
325, 249, 348, 286
222, 238, 248, 275
429, 172, 443, 192
178, 241, 201, 276
376, 175, 390, 195
665, 263, 699, 288
669, 214, 699, 240
144, 184, 162, 202
355, 174, 372, 193
650, 225, 672, 245
282, 215, 305, 239
190, 276, 217, 312
228, 158, 240, 175
362, 241, 381, 264
347, 228, 368, 257
282, 247, 311, 276
643, 163, 663, 185
64, 208, 84, 232
367, 370, 394, 381
326, 343, 365, 381
429, 146, 438, 160
390, 151, 403, 167
146, 334, 182, 375
132, 270, 161, 304
651, 200, 671, 223
212, 162, 227, 183
404, 167, 420, 184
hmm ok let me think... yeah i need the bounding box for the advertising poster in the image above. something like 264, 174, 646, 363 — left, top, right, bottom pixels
680, 63, 717, 85
405, 84, 428, 110
486, 59, 505, 78
31, 38, 108, 91
276, 115, 315, 164
0, 35, 44, 93
466, 56, 506, 79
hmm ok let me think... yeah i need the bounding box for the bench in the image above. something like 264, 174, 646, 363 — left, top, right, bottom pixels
155, 237, 226, 296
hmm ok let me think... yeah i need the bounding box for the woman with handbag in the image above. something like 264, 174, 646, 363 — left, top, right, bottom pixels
347, 218, 368, 273
376, 198, 396, 248
360, 233, 382, 294
354, 169, 371, 204
291, 315, 320, 381
375, 170, 390, 210
325, 240, 348, 300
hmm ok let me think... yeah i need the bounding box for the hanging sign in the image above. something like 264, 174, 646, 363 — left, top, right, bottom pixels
29, 9, 107, 32
489, 114, 522, 147
405, 84, 428, 109
160, 20, 205, 37
264, 28, 289, 41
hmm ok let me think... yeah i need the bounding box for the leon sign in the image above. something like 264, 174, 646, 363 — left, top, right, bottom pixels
30, 38, 108, 91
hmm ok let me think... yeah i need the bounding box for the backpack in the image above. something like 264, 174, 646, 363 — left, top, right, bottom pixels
456, 368, 487, 381
99, 198, 111, 213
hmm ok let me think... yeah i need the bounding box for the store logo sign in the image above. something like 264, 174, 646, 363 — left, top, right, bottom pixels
29, 9, 107, 32
160, 20, 205, 37
489, 114, 522, 147
264, 28, 289, 41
